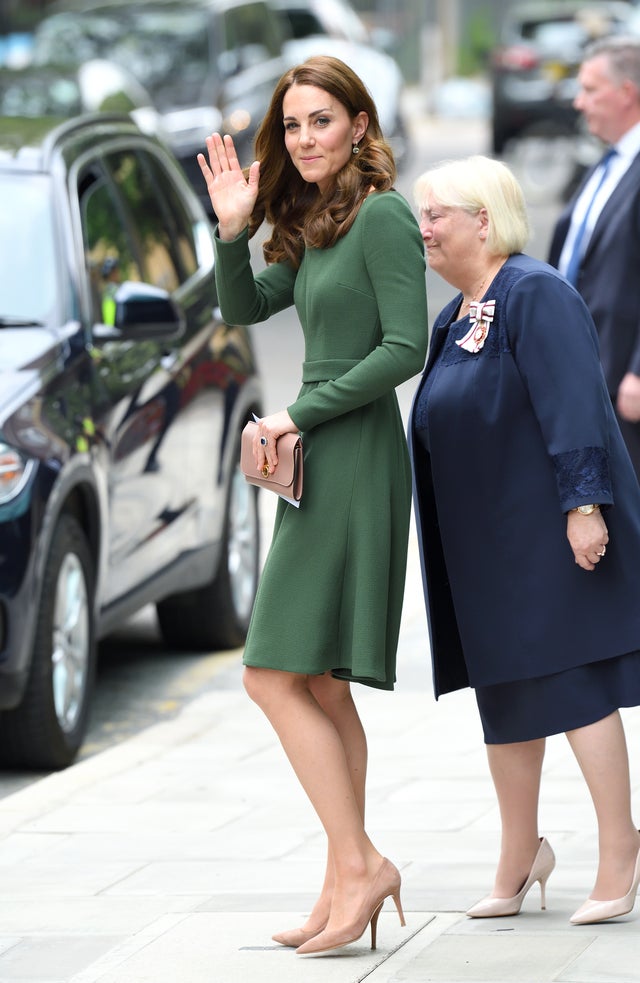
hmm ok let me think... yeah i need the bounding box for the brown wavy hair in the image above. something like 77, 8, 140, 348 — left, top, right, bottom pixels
248, 55, 396, 268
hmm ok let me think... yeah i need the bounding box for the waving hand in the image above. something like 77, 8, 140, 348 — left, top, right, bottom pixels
197, 133, 260, 240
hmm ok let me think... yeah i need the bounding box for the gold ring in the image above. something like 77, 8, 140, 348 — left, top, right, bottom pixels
261, 464, 269, 477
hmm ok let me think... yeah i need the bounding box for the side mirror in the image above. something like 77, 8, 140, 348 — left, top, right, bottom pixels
93, 281, 186, 342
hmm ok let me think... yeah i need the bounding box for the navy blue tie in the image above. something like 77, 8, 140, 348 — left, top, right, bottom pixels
565, 148, 617, 286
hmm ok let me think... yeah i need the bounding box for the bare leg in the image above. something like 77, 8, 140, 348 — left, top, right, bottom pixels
485, 738, 546, 896
308, 673, 368, 820
566, 711, 640, 899
243, 667, 384, 934
284, 673, 370, 934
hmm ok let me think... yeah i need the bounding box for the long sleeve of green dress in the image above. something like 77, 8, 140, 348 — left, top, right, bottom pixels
214, 190, 428, 430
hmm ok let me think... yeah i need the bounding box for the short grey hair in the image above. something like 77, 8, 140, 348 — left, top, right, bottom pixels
583, 35, 640, 90
413, 155, 529, 256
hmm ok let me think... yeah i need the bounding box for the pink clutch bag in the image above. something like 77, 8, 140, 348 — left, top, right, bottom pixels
240, 421, 303, 504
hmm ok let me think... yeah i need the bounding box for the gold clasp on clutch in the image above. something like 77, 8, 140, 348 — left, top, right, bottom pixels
261, 464, 270, 477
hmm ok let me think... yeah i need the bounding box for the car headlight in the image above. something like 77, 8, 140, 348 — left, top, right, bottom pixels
0, 443, 31, 503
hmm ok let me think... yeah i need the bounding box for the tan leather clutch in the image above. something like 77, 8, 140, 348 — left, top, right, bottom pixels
240, 421, 303, 503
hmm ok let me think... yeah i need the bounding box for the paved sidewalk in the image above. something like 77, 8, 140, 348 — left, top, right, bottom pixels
0, 517, 639, 983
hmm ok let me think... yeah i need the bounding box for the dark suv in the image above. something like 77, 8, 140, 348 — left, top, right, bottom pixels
0, 114, 262, 769
490, 0, 632, 154
32, 0, 291, 213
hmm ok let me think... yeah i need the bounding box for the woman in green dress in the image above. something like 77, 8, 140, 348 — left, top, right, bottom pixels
198, 56, 428, 956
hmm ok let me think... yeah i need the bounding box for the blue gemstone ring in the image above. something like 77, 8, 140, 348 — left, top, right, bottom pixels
260, 436, 268, 446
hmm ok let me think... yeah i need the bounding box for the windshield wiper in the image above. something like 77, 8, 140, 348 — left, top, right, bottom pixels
0, 316, 45, 327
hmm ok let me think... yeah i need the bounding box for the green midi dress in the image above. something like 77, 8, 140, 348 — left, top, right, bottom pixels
214, 190, 428, 689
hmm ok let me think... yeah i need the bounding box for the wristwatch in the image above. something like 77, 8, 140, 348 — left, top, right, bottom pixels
571, 504, 600, 515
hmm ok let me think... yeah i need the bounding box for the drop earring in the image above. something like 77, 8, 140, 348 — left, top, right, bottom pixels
352, 143, 360, 155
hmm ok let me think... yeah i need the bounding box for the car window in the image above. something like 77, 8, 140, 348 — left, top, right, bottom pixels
276, 8, 324, 39
0, 174, 58, 323
80, 168, 143, 326
516, 8, 631, 53
104, 150, 183, 294
0, 70, 83, 116
529, 22, 586, 54
223, 2, 283, 69
110, 150, 199, 284
34, 8, 213, 111
33, 12, 119, 65
80, 149, 200, 324
115, 8, 212, 108
283, 0, 369, 43
138, 153, 200, 281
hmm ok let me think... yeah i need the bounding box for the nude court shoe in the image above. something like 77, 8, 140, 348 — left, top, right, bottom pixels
466, 837, 556, 918
271, 924, 326, 948
296, 858, 405, 955
570, 842, 640, 925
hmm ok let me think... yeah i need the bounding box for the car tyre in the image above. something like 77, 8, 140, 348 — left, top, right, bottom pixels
156, 434, 260, 651
0, 513, 96, 770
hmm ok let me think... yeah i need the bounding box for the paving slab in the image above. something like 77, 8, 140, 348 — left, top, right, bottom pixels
62, 913, 435, 983
386, 930, 591, 983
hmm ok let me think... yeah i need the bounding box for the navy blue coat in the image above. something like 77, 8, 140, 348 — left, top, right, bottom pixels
409, 254, 640, 699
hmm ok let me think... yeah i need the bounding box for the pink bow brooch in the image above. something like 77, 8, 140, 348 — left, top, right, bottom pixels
455, 300, 496, 354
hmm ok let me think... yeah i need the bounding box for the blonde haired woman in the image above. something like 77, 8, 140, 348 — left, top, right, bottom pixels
410, 155, 640, 926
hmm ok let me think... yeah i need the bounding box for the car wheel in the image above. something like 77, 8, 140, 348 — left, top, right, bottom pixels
0, 514, 95, 770
156, 438, 260, 651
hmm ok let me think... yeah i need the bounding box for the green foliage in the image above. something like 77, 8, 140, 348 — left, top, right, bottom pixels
458, 8, 497, 76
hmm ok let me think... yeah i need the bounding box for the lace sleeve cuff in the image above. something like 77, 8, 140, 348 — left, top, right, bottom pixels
552, 446, 612, 512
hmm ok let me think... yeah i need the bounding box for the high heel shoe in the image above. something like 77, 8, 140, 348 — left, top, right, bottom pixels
295, 858, 405, 955
272, 924, 327, 947
466, 837, 556, 918
570, 843, 640, 925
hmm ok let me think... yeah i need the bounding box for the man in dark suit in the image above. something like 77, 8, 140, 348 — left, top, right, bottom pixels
548, 36, 640, 481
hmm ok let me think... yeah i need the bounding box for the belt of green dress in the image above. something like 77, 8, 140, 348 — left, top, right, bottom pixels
301, 358, 361, 382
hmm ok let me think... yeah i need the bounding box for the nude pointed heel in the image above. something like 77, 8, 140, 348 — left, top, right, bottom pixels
466, 837, 556, 918
368, 900, 385, 950
371, 879, 405, 949
272, 924, 326, 947
296, 858, 405, 955
570, 841, 640, 925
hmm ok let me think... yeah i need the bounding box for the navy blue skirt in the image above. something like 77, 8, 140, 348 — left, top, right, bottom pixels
476, 650, 640, 743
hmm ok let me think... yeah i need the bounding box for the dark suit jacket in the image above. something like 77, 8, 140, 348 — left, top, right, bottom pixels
548, 152, 640, 395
